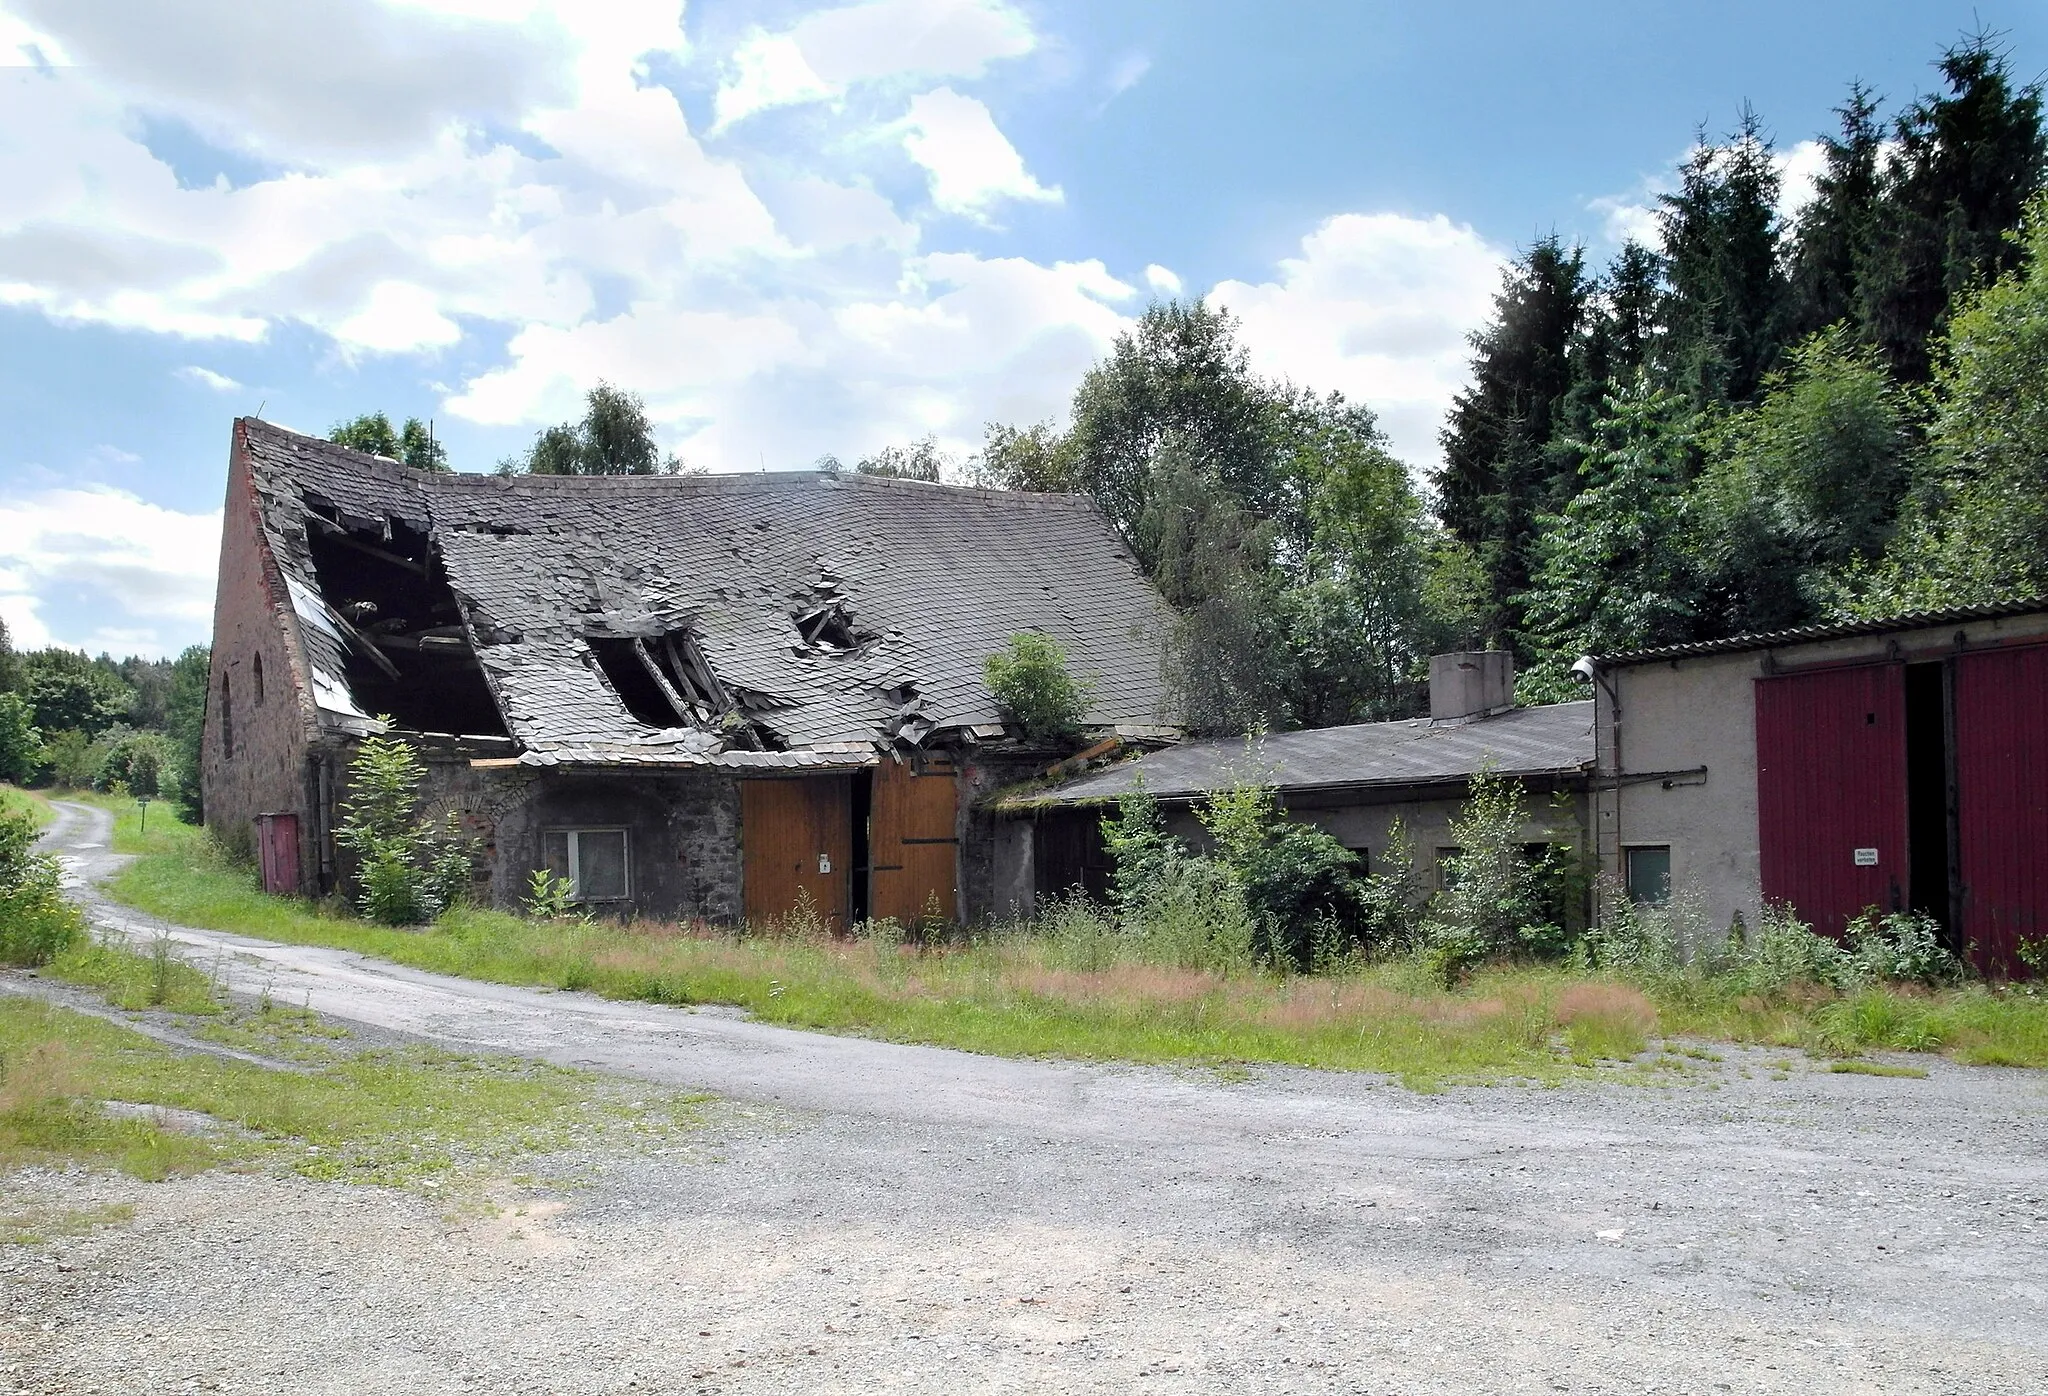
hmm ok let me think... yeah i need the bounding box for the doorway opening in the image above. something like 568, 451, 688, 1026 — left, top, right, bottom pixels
1904, 661, 1957, 944
850, 769, 873, 923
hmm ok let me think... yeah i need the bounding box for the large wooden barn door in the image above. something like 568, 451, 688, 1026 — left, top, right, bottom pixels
868, 758, 959, 924
741, 777, 852, 931
1953, 643, 2048, 977
1755, 664, 1909, 939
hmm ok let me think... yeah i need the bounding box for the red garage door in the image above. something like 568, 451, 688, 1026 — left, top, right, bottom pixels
1954, 644, 2048, 978
1755, 664, 1907, 939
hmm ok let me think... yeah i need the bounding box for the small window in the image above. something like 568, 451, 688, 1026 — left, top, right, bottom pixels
540, 828, 631, 903
1625, 845, 1672, 906
253, 652, 265, 705
220, 674, 234, 759
1435, 846, 1464, 890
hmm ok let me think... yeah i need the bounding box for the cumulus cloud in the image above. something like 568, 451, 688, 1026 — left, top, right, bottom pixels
176, 365, 243, 391
0, 484, 221, 655
714, 0, 1033, 127
900, 87, 1061, 217
1144, 264, 1182, 296
1210, 213, 1506, 469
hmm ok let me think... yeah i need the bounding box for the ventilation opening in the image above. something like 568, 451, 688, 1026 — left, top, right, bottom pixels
219, 673, 234, 758
1905, 661, 1957, 944
304, 510, 507, 737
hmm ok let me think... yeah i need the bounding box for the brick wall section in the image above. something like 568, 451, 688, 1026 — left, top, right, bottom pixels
202, 423, 322, 875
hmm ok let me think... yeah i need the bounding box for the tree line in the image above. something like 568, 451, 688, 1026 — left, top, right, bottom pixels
0, 618, 210, 820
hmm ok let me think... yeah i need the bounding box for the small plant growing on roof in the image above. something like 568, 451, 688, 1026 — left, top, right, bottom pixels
335, 727, 476, 926
984, 632, 1093, 745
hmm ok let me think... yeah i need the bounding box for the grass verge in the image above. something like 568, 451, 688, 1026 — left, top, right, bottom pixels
85, 798, 2048, 1087
0, 785, 52, 830
3, 942, 703, 1202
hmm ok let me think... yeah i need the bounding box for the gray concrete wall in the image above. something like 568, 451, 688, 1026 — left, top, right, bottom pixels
1596, 609, 2048, 941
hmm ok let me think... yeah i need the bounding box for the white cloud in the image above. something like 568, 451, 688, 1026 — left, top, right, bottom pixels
176, 364, 243, 392
0, 484, 221, 655
714, 0, 1033, 127
1144, 263, 1181, 296
1210, 213, 1506, 470
1104, 52, 1150, 99
900, 87, 1060, 217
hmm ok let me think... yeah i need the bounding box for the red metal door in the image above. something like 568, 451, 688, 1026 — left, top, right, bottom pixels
1755, 664, 1907, 939
257, 812, 300, 896
1953, 644, 2048, 977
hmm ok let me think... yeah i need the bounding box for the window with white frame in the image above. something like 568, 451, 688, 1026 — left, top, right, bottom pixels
541, 828, 630, 903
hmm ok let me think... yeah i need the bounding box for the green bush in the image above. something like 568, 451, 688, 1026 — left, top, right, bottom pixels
984, 633, 1093, 745
93, 729, 174, 798
1422, 767, 1576, 980
1845, 908, 1963, 986
335, 732, 475, 926
0, 808, 84, 966
1198, 779, 1366, 969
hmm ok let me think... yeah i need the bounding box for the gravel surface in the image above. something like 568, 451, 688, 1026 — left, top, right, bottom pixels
6, 800, 2047, 1393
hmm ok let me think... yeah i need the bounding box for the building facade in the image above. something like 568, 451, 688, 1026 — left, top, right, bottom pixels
1587, 602, 2048, 975
202, 417, 1175, 925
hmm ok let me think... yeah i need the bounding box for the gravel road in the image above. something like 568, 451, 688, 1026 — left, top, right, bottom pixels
6, 799, 2048, 1394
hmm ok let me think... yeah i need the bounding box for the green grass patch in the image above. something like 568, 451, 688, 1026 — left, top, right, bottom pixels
0, 982, 702, 1192
45, 932, 224, 1015
0, 785, 53, 830
1828, 1060, 1930, 1079
56, 791, 193, 858
0, 1201, 135, 1246
92, 817, 2048, 1087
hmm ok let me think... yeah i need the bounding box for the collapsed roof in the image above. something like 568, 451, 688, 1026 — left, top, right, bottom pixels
238, 418, 1174, 770
1004, 700, 1595, 808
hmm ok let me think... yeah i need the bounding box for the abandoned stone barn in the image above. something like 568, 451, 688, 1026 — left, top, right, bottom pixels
1585, 599, 2048, 977
998, 652, 1595, 915
202, 417, 1175, 925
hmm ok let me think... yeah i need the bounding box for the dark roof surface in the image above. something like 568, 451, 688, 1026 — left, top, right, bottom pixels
1593, 598, 2048, 668
1014, 701, 1595, 807
238, 418, 1173, 768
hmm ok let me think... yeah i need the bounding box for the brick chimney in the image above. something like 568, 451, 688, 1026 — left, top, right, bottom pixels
1429, 651, 1515, 724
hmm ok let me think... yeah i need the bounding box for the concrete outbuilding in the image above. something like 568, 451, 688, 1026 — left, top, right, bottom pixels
997, 653, 1594, 917
1584, 600, 2048, 976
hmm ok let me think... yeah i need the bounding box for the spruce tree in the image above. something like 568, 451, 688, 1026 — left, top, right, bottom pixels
1786, 84, 1886, 343
1657, 109, 1790, 406
1861, 35, 2047, 381
1433, 236, 1589, 644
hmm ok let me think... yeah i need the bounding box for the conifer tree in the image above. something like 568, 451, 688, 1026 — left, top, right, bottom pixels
1861, 36, 2047, 381
1786, 84, 1886, 343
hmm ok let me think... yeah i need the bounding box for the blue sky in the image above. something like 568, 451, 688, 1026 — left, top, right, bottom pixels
2, 0, 2042, 657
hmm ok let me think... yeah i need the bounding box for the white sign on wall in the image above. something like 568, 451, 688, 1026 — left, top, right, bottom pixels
1853, 848, 1880, 867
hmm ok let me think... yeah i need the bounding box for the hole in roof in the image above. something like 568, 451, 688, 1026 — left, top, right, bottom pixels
304, 511, 506, 737
792, 598, 876, 654
587, 629, 734, 730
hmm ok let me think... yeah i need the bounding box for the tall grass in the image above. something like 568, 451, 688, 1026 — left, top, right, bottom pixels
83, 797, 2048, 1085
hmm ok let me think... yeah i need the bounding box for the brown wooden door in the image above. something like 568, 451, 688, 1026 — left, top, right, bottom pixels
742, 777, 852, 931
869, 758, 959, 924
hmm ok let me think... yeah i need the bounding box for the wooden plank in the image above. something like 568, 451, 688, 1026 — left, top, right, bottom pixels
869, 758, 959, 923
741, 777, 852, 932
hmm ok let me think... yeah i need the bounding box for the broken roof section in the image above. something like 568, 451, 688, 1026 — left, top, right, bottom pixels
238, 418, 1173, 769
1006, 701, 1595, 809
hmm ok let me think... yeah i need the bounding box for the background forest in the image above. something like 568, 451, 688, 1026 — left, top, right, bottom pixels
969, 34, 2048, 724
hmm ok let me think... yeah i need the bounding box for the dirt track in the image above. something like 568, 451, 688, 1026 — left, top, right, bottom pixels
6, 799, 2048, 1394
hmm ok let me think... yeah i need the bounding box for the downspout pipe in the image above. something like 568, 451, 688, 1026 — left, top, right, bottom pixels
1572, 656, 1623, 919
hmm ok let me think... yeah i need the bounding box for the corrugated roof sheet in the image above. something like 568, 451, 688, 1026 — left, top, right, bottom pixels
1013, 701, 1595, 807
1593, 598, 2048, 668
238, 418, 1174, 768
